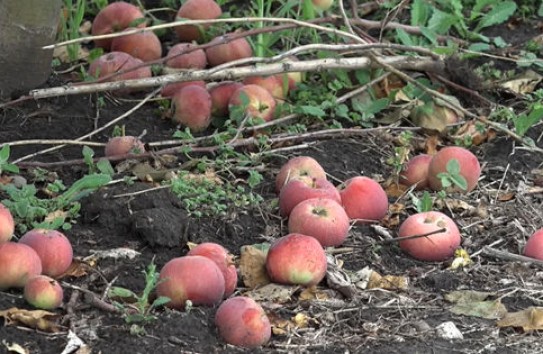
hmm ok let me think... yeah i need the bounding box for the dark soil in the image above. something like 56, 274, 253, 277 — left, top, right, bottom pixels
1, 8, 543, 354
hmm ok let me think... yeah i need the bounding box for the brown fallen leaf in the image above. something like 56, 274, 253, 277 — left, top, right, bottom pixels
239, 245, 270, 289
299, 285, 330, 301
445, 290, 507, 320
0, 308, 63, 333
497, 307, 543, 331
367, 271, 409, 291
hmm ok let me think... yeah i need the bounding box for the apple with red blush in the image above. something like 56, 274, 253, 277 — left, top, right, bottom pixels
427, 146, 481, 193
175, 0, 222, 42
0, 204, 15, 244
161, 80, 206, 98
339, 176, 388, 223
275, 156, 326, 193
24, 275, 64, 310
524, 228, 543, 260
105, 136, 145, 157
209, 81, 243, 117
229, 84, 277, 122
171, 84, 212, 132
205, 35, 253, 67
279, 176, 341, 217
0, 242, 42, 290
110, 29, 162, 62
165, 43, 207, 70
399, 154, 432, 190
19, 229, 73, 278
91, 2, 146, 50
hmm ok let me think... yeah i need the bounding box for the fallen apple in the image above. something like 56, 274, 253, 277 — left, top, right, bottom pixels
19, 229, 73, 278
24, 275, 64, 310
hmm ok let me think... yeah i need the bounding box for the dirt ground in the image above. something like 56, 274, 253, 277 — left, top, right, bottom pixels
1, 7, 543, 354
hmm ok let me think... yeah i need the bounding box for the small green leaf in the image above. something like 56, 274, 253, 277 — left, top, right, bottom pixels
468, 42, 491, 52
450, 174, 468, 191
513, 107, 543, 136
110, 287, 138, 299
96, 159, 115, 176
437, 172, 452, 188
0, 145, 10, 161
298, 105, 326, 118
475, 1, 517, 32
446, 159, 461, 175
411, 0, 431, 26
395, 28, 414, 46
151, 296, 171, 308
428, 9, 459, 35
2, 164, 19, 174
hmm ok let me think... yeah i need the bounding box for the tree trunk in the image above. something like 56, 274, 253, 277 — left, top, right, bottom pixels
0, 0, 62, 99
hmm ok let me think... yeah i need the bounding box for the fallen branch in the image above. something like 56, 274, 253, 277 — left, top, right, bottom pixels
481, 247, 543, 267
30, 56, 443, 99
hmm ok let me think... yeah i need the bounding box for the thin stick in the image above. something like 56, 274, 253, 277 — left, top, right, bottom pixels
481, 247, 543, 267
379, 227, 447, 244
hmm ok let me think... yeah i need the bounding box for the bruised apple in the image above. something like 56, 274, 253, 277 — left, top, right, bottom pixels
171, 85, 212, 132
157, 255, 225, 309
0, 204, 15, 244
398, 211, 461, 262
279, 177, 341, 217
228, 84, 276, 122
205, 35, 253, 67
266, 233, 327, 286
243, 75, 285, 100
0, 242, 42, 290
215, 296, 271, 348
288, 198, 350, 247
399, 154, 432, 190
275, 156, 327, 193
91, 1, 146, 50
175, 0, 222, 42
188, 242, 237, 297
19, 229, 73, 278
339, 176, 388, 223
524, 229, 543, 260
427, 146, 481, 193
110, 29, 162, 62
24, 275, 64, 310
104, 136, 145, 157
165, 43, 207, 70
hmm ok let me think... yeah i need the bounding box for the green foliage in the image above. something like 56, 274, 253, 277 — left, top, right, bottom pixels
59, 0, 86, 62
412, 191, 434, 212
2, 174, 111, 233
437, 159, 468, 191
0, 145, 19, 175
110, 260, 170, 335
513, 104, 543, 139
82, 146, 115, 176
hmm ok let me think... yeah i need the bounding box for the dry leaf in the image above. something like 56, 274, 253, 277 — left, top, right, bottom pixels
499, 70, 542, 94
452, 121, 496, 146
448, 248, 473, 270
0, 308, 62, 333
58, 258, 92, 278
383, 180, 408, 198
44, 210, 68, 223
367, 273, 409, 291
497, 307, 543, 331
1, 340, 29, 354
497, 191, 516, 201
292, 313, 311, 328
299, 286, 330, 301
445, 291, 507, 320
423, 135, 440, 155
245, 283, 296, 302
239, 245, 270, 289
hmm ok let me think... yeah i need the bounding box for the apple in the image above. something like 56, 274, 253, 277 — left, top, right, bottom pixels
110, 29, 162, 62
228, 84, 277, 122
0, 204, 15, 244
88, 52, 152, 93
288, 198, 350, 247
399, 154, 432, 190
266, 233, 327, 286
215, 296, 271, 348
0, 242, 42, 290
161, 80, 206, 98
275, 156, 327, 193
171, 84, 212, 132
398, 211, 461, 262
427, 146, 481, 193
24, 275, 64, 310
187, 242, 237, 297
104, 136, 145, 157
279, 176, 341, 217
205, 35, 253, 67
165, 43, 207, 70
524, 228, 543, 260
243, 75, 285, 100
339, 176, 388, 223
91, 1, 146, 50
312, 0, 334, 11
156, 255, 225, 309
208, 81, 243, 117
19, 229, 73, 278
175, 0, 222, 42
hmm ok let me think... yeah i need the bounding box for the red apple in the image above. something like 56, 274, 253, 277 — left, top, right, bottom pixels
165, 43, 207, 70
339, 176, 388, 223
187, 242, 237, 297
0, 204, 15, 244
175, 0, 222, 42
399, 154, 432, 190
427, 146, 481, 193
24, 275, 64, 310
110, 29, 162, 62
88, 52, 152, 93
205, 35, 253, 67
19, 229, 73, 278
0, 242, 42, 290
243, 75, 285, 100
209, 81, 243, 117
288, 198, 350, 247
171, 84, 212, 132
228, 84, 277, 122
279, 177, 341, 217
156, 255, 225, 309
161, 80, 206, 98
398, 211, 461, 262
104, 136, 145, 157
524, 228, 543, 260
215, 296, 271, 348
91, 2, 146, 50
275, 156, 327, 193
266, 233, 327, 286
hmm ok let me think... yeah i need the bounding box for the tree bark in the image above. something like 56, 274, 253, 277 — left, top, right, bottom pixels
0, 0, 61, 99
